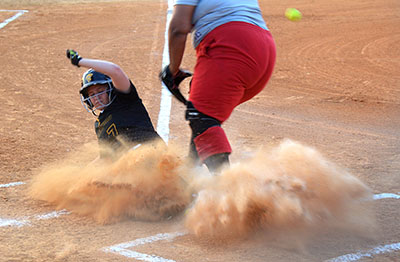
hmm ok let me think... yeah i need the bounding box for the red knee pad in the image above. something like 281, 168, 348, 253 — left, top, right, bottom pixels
193, 126, 232, 162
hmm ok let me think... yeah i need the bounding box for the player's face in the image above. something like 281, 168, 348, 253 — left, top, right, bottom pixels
87, 84, 110, 110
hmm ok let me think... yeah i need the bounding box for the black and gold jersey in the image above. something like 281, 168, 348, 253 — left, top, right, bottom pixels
94, 81, 161, 152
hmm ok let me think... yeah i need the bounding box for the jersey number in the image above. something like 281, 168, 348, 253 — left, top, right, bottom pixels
106, 123, 119, 137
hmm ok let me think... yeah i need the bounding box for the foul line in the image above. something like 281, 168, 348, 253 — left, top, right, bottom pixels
156, 0, 174, 143
0, 210, 70, 228
0, 181, 25, 188
102, 231, 187, 262
0, 218, 30, 227
0, 10, 28, 30
373, 193, 400, 200
325, 242, 400, 262
101, 192, 400, 261
0, 181, 70, 227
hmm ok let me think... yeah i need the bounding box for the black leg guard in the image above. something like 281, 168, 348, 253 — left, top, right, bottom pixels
185, 102, 221, 164
185, 102, 230, 172
186, 102, 221, 137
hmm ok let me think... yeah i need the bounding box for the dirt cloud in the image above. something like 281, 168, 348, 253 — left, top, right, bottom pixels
185, 139, 374, 238
28, 139, 374, 239
28, 141, 192, 224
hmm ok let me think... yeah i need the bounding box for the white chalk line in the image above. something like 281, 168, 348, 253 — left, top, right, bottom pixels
0, 210, 70, 228
0, 180, 70, 227
34, 209, 70, 220
373, 193, 400, 200
102, 231, 187, 262
325, 242, 400, 262
0, 181, 26, 188
0, 217, 30, 227
101, 192, 400, 261
0, 181, 28, 227
156, 0, 174, 144
0, 10, 28, 30
322, 193, 400, 261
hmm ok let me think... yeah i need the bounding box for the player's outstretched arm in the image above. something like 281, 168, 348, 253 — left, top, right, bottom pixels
66, 49, 131, 93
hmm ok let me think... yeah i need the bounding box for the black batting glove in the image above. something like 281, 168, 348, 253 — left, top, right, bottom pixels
159, 65, 192, 105
66, 49, 82, 67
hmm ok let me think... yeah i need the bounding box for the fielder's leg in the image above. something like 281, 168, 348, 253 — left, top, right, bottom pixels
185, 102, 231, 173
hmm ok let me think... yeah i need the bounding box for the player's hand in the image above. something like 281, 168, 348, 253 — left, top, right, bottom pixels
159, 65, 192, 105
66, 49, 82, 67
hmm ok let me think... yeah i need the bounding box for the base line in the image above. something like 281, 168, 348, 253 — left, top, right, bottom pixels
156, 0, 174, 143
0, 210, 70, 228
103, 231, 187, 262
373, 193, 400, 200
0, 10, 28, 29
101, 192, 400, 260
0, 181, 25, 188
0, 218, 30, 227
325, 242, 400, 262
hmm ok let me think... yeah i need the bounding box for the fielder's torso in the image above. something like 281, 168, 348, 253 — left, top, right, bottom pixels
174, 0, 268, 48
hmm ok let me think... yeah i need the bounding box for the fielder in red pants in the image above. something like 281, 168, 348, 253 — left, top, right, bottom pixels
161, 1, 276, 173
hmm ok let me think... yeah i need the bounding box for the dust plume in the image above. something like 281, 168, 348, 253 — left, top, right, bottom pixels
28, 141, 192, 224
185, 139, 374, 238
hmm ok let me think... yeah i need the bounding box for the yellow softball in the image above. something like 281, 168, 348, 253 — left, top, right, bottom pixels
285, 8, 302, 21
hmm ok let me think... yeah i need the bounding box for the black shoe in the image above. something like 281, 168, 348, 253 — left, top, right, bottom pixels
203, 153, 230, 174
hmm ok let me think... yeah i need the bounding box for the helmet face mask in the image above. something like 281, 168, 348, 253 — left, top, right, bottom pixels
80, 69, 116, 115
81, 84, 114, 111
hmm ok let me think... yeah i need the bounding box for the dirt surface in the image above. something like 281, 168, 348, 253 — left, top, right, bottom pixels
1, 0, 399, 261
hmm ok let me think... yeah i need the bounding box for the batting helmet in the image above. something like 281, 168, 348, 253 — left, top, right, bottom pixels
80, 69, 116, 114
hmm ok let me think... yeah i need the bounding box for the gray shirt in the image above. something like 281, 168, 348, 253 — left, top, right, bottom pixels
174, 0, 268, 48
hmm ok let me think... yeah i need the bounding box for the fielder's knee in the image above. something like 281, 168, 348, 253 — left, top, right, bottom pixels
185, 102, 232, 161
186, 101, 220, 138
